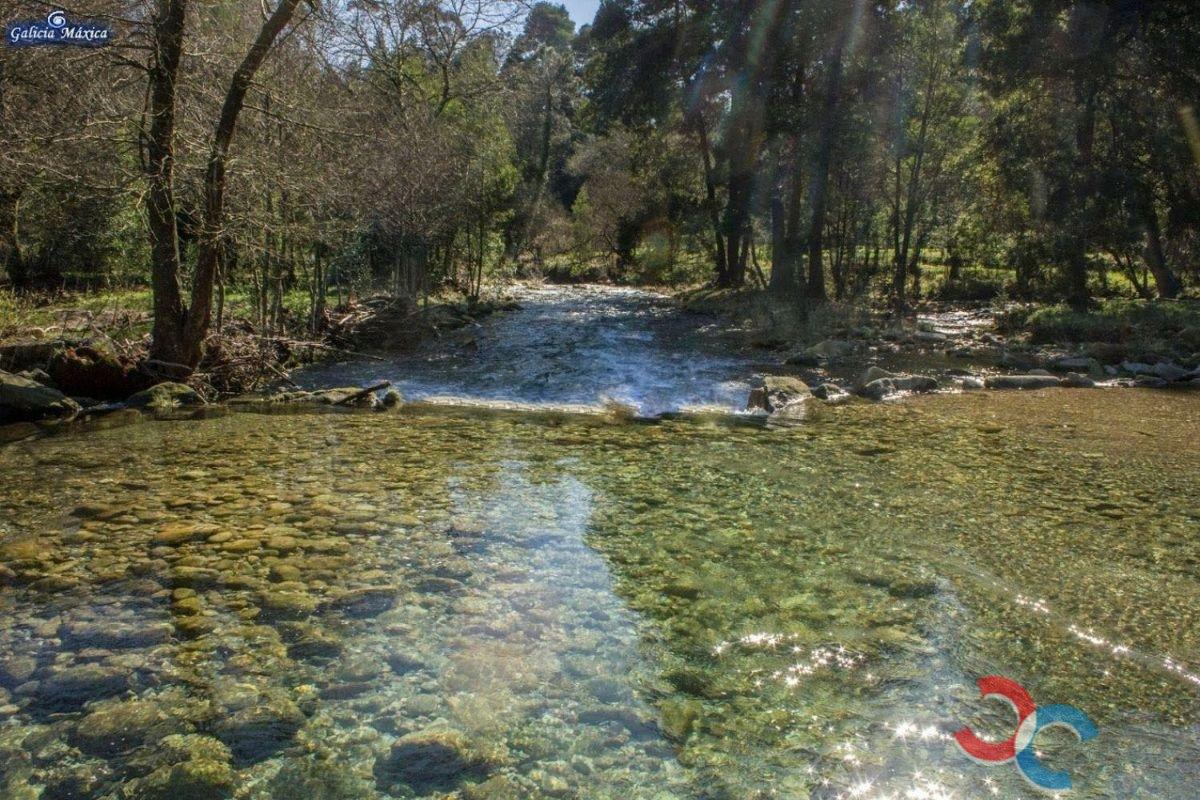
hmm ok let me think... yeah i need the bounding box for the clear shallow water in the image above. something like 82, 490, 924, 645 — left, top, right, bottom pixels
0, 389, 1198, 799
298, 285, 758, 415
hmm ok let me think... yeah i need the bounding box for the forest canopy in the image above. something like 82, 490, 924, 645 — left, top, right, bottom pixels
1, 0, 1198, 370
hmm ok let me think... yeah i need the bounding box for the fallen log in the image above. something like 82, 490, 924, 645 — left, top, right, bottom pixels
333, 380, 391, 406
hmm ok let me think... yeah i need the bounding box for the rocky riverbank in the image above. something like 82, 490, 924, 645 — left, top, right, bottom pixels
5, 289, 1199, 439
719, 294, 1200, 420
0, 291, 520, 442
744, 332, 1199, 421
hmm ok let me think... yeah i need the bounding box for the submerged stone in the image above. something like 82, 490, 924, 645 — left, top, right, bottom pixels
267, 757, 377, 799
72, 697, 185, 756
213, 694, 306, 764
61, 619, 174, 650
462, 774, 526, 800
659, 698, 702, 741
373, 727, 495, 794
0, 655, 38, 688
36, 663, 129, 710
325, 586, 399, 618
153, 523, 220, 546
256, 589, 320, 620
136, 758, 235, 800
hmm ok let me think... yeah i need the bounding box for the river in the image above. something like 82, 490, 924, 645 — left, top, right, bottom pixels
0, 286, 1198, 799
298, 285, 759, 415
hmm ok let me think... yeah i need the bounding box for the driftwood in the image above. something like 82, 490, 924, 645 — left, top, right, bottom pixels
333, 380, 391, 406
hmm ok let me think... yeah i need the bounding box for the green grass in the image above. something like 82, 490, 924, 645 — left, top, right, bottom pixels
0, 289, 41, 340
0, 285, 322, 344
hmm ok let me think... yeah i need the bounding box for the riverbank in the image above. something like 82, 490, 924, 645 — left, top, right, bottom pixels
0, 286, 518, 436
681, 286, 1200, 407
3, 283, 1199, 441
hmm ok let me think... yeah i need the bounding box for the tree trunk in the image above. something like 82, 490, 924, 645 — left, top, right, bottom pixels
694, 120, 728, 284
1135, 191, 1181, 299
1064, 72, 1098, 312
909, 227, 928, 299
771, 143, 804, 297
145, 0, 190, 371
722, 168, 751, 287
1111, 249, 1151, 299
0, 190, 26, 290
511, 78, 555, 265
184, 0, 304, 367
769, 191, 789, 293
893, 59, 939, 310
804, 24, 852, 301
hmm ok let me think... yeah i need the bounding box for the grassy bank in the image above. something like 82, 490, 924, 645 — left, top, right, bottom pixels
0, 287, 317, 344
1000, 299, 1200, 354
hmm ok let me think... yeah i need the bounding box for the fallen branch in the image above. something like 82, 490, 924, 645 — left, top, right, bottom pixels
333, 380, 391, 406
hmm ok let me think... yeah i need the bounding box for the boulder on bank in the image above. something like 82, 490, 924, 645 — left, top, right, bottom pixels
126, 382, 204, 410
747, 376, 811, 414
984, 374, 1062, 390
1119, 360, 1155, 376
0, 369, 81, 422
812, 383, 851, 404
998, 351, 1040, 371
0, 340, 60, 373
1152, 361, 1191, 382
910, 330, 948, 345
856, 366, 891, 387
1061, 372, 1097, 388
1049, 356, 1104, 379
855, 367, 938, 400
381, 388, 403, 408
805, 339, 856, 360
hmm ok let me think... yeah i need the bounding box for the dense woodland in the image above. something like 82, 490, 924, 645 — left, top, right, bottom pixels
1, 0, 1198, 372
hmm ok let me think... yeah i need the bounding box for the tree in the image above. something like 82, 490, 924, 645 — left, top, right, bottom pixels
975, 0, 1200, 307
145, 0, 315, 372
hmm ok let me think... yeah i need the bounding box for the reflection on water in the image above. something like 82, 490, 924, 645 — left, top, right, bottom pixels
0, 390, 1198, 799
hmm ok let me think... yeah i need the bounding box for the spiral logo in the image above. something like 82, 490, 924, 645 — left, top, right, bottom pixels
46, 10, 68, 29
955, 676, 1098, 793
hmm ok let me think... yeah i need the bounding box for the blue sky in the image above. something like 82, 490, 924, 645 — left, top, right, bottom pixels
561, 0, 601, 27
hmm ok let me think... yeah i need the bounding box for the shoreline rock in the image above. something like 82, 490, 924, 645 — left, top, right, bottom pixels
0, 369, 81, 422
746, 376, 811, 415
855, 367, 939, 401
984, 374, 1062, 390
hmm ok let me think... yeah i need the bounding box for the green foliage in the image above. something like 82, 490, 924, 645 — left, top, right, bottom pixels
2, 0, 1198, 323
931, 271, 1006, 303
1021, 299, 1200, 347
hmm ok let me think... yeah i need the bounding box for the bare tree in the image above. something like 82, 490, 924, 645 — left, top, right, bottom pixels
145, 0, 315, 372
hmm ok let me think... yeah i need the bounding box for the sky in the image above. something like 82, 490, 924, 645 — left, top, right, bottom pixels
561, 0, 601, 28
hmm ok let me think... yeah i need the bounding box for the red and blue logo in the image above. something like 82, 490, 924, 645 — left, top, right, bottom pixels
955, 676, 1098, 793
